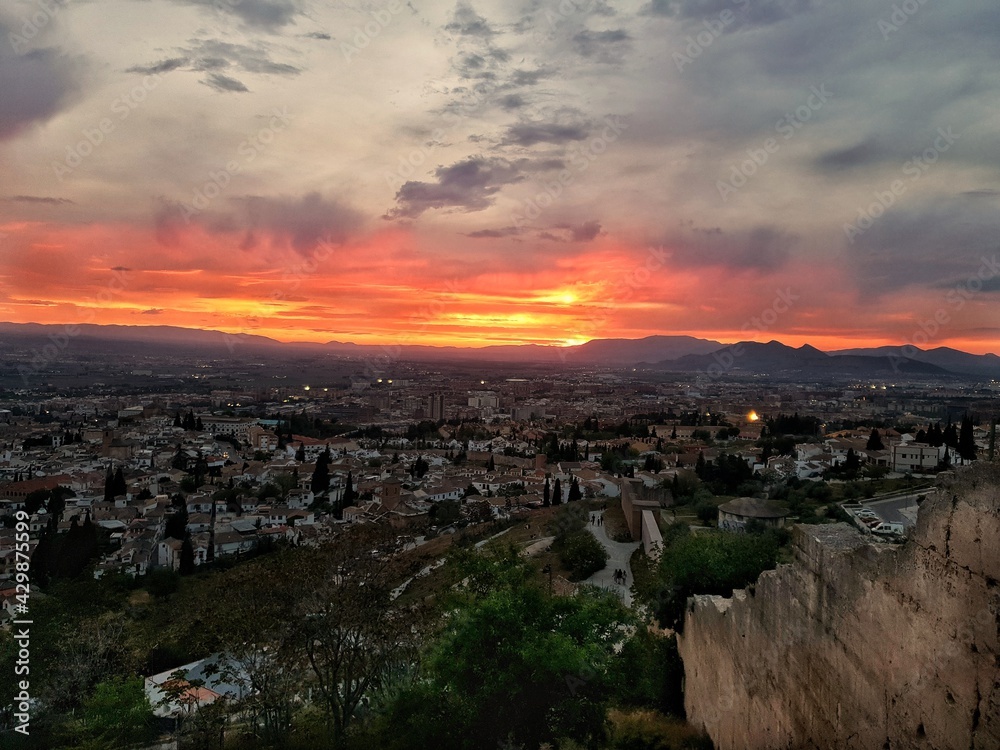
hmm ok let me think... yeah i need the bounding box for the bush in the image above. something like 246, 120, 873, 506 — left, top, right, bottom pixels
653, 531, 779, 630
555, 529, 608, 581
694, 503, 717, 526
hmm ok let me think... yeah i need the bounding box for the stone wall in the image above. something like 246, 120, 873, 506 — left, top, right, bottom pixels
678, 465, 1000, 750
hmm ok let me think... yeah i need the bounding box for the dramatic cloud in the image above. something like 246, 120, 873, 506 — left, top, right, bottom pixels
503, 122, 590, 147
445, 2, 497, 38
465, 226, 523, 238
128, 39, 300, 91
0, 16, 82, 140
664, 225, 795, 273
201, 73, 250, 93
156, 192, 363, 253
572, 29, 631, 63
2, 0, 1000, 352
387, 158, 524, 219
173, 0, 303, 30
3, 196, 74, 205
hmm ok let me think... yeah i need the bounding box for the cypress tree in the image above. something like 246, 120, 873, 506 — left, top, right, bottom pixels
958, 415, 977, 463
113, 466, 127, 498
179, 534, 195, 575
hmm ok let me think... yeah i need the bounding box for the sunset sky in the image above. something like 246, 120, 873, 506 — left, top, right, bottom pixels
2, 0, 999, 353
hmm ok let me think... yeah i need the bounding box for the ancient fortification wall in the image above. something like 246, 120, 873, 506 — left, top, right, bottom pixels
678, 465, 1000, 750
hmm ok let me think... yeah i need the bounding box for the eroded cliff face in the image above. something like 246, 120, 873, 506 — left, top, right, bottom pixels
678, 465, 1000, 750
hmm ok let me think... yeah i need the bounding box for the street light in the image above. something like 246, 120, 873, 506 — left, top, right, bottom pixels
541, 564, 553, 595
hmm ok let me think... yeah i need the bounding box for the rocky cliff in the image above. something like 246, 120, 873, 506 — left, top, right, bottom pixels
678, 465, 1000, 749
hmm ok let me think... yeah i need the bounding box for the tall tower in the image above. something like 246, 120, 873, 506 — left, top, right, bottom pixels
427, 393, 445, 421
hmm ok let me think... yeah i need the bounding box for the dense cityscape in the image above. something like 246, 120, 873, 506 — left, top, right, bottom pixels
4, 0, 1000, 746
1, 329, 998, 748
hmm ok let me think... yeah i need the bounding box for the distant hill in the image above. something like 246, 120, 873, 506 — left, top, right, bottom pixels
829, 345, 1000, 377
566, 335, 723, 363
656, 340, 953, 377
0, 322, 994, 376
0, 323, 721, 365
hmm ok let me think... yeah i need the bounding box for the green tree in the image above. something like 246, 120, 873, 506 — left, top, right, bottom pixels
77, 676, 156, 748
554, 529, 608, 580
653, 531, 780, 630
408, 547, 634, 750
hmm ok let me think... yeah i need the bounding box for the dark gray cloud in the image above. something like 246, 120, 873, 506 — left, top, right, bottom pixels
177, 0, 302, 31
452, 47, 510, 79
498, 93, 526, 110
445, 2, 497, 38
128, 39, 300, 90
125, 57, 188, 75
387, 157, 524, 219
645, 0, 820, 27
201, 73, 250, 93
847, 198, 1000, 296
3, 195, 74, 205
510, 68, 554, 86
535, 221, 603, 243
0, 17, 82, 141
188, 39, 300, 75
303, 32, 331, 40
663, 224, 795, 272
572, 29, 631, 63
465, 226, 524, 238
569, 220, 602, 242
157, 192, 363, 253
815, 140, 880, 172
503, 121, 590, 147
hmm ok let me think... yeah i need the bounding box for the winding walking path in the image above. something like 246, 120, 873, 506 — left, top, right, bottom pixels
582, 510, 641, 606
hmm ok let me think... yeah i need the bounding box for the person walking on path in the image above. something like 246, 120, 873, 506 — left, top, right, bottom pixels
581, 510, 640, 606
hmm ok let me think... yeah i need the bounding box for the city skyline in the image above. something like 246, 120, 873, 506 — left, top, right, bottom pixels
2, 0, 1000, 354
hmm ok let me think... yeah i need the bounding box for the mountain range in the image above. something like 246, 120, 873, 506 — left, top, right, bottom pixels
0, 322, 996, 378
